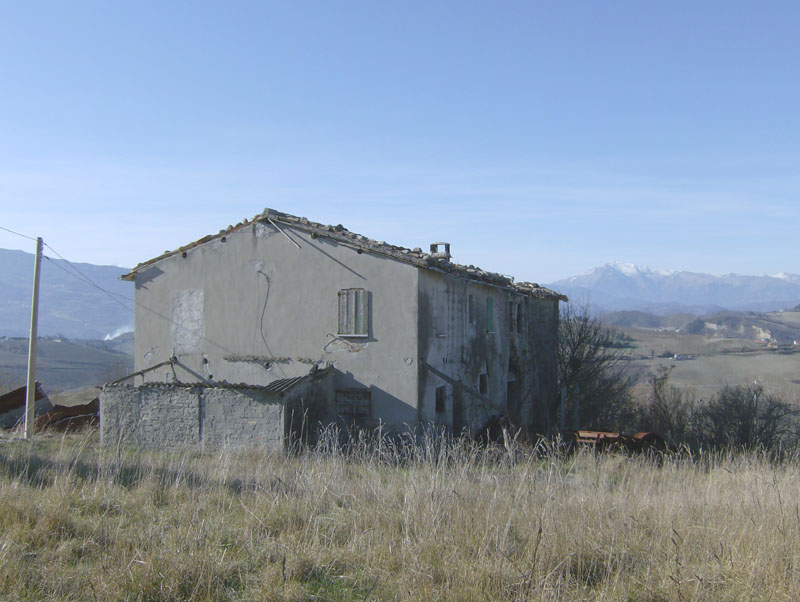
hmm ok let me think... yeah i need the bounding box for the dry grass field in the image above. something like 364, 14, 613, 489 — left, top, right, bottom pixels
631, 352, 800, 401
0, 337, 132, 395
619, 323, 800, 401
2, 431, 800, 601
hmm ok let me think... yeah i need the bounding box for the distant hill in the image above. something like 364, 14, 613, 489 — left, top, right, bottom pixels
601, 310, 694, 330
0, 248, 133, 340
602, 308, 800, 346
0, 336, 133, 394
549, 263, 800, 314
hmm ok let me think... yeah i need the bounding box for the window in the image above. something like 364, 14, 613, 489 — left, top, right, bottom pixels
435, 386, 447, 414
336, 389, 372, 426
510, 301, 523, 333
468, 294, 475, 325
479, 373, 488, 395
338, 288, 368, 336
486, 297, 495, 333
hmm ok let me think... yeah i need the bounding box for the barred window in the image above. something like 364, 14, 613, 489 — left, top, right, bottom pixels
336, 389, 372, 426
338, 288, 368, 336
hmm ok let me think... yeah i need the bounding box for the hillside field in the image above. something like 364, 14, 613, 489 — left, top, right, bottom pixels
1, 431, 800, 601
0, 336, 132, 396
618, 311, 800, 401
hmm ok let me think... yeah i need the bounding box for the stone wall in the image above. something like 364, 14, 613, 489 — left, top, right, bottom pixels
202, 387, 284, 449
100, 384, 285, 451
100, 368, 334, 451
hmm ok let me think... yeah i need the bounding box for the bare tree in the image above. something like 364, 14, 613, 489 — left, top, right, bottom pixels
557, 304, 636, 431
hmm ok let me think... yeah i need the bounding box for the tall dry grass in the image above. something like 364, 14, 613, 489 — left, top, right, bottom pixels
1, 430, 799, 601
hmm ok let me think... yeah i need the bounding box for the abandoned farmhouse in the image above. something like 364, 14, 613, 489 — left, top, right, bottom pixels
100, 208, 566, 449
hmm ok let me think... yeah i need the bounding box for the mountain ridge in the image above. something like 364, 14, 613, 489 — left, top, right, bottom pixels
0, 248, 133, 340
549, 263, 800, 315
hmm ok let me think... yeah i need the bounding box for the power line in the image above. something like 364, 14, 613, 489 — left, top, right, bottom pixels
42, 247, 236, 356
0, 224, 39, 242
0, 231, 240, 369
14, 238, 237, 359
43, 243, 124, 293
42, 255, 135, 313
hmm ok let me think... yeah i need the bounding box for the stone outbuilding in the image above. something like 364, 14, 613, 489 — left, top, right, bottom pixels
102, 208, 565, 449
101, 367, 333, 450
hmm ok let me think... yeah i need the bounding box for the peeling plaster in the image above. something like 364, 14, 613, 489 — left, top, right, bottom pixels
171, 289, 204, 354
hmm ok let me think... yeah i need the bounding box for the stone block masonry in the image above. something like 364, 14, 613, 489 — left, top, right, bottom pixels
101, 384, 287, 451
202, 387, 284, 449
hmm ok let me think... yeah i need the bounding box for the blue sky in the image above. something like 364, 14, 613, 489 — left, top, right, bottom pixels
1, 1, 798, 283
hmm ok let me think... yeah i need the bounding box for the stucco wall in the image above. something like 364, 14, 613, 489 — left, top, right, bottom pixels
132, 221, 419, 432
417, 270, 560, 436
526, 297, 560, 432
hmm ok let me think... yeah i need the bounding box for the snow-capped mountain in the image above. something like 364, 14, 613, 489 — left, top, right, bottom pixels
548, 264, 800, 314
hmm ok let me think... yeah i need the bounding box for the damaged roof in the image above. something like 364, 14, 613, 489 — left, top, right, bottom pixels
103, 365, 333, 397
123, 208, 566, 300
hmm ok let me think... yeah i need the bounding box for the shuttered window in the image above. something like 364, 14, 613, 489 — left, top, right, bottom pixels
338, 288, 368, 336
486, 297, 495, 333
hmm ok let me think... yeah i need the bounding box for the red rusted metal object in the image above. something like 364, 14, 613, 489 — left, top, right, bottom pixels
34, 398, 99, 432
572, 429, 668, 453
0, 382, 47, 415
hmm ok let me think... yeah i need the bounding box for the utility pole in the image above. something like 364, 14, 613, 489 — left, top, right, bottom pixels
24, 237, 43, 440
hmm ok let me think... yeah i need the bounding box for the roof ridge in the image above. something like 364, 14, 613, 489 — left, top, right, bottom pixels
123, 207, 567, 300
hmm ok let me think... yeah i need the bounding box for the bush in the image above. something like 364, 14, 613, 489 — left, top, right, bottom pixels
636, 371, 800, 454
637, 367, 699, 449
695, 384, 800, 452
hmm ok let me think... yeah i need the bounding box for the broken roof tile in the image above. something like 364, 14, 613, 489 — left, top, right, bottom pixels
123, 208, 567, 301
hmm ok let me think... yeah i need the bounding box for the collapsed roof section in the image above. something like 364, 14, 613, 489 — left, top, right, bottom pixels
122, 208, 567, 301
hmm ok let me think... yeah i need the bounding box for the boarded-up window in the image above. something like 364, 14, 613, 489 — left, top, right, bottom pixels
171, 289, 204, 353
336, 389, 372, 425
338, 289, 368, 336
486, 297, 495, 333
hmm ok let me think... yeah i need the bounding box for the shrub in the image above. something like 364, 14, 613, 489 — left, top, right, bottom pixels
695, 383, 800, 452
637, 366, 700, 449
